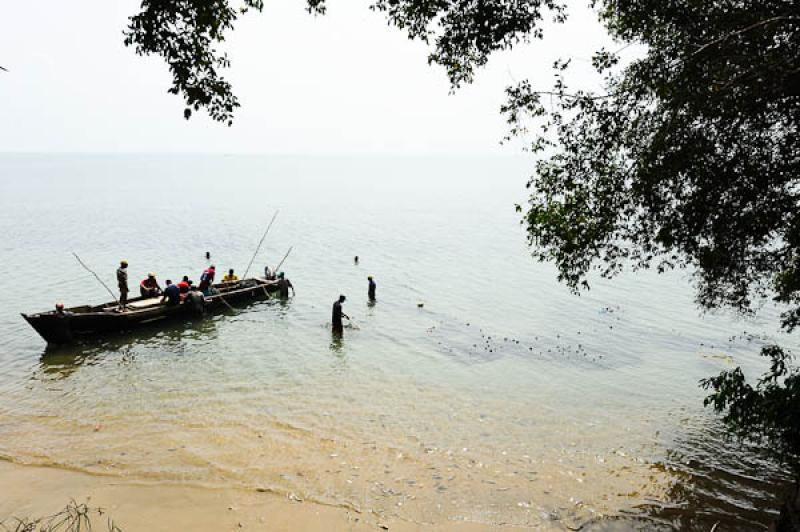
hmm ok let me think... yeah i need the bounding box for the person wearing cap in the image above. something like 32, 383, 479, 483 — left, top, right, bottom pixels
54, 302, 72, 317
177, 276, 193, 300
199, 265, 216, 296
276, 272, 294, 299
117, 260, 129, 310
140, 272, 163, 298
368, 276, 376, 301
332, 295, 349, 335
223, 268, 239, 283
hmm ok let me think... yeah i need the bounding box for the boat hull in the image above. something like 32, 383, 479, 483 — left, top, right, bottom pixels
22, 279, 281, 345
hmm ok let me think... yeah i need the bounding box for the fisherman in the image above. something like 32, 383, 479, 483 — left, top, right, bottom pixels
264, 265, 275, 280
117, 260, 129, 310
54, 302, 72, 317
332, 295, 348, 335
199, 265, 216, 296
276, 272, 294, 299
354, 256, 359, 265
139, 272, 162, 298
223, 268, 239, 283
161, 280, 181, 306
177, 276, 193, 301
368, 276, 376, 301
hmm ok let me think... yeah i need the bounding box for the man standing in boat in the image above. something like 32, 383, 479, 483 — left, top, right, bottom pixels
117, 260, 129, 310
332, 295, 348, 335
368, 276, 376, 301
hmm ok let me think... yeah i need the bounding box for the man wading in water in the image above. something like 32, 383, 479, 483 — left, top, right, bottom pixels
117, 260, 129, 310
332, 295, 349, 335
277, 272, 294, 299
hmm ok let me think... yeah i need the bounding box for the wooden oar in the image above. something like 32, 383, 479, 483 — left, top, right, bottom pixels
72, 252, 120, 305
215, 292, 237, 312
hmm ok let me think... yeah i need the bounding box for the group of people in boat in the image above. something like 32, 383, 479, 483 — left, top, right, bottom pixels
53, 257, 364, 335
112, 260, 293, 311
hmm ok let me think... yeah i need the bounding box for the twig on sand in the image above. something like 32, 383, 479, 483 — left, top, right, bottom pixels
1, 499, 122, 532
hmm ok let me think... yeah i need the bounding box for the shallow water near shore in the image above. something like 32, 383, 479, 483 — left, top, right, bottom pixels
0, 154, 794, 529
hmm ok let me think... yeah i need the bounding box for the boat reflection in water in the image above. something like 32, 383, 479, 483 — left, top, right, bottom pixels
34, 282, 290, 382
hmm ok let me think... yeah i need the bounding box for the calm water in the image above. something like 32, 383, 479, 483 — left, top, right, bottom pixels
0, 154, 793, 529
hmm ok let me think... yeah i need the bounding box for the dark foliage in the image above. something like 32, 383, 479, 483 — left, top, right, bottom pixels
123, 0, 325, 125
123, 0, 566, 122
702, 345, 800, 475
498, 1, 800, 470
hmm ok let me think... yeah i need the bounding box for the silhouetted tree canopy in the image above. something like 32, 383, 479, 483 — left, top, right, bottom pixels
125, 0, 800, 474
497, 1, 800, 474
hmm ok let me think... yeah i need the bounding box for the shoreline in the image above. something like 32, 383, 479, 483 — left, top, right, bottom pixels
0, 460, 522, 531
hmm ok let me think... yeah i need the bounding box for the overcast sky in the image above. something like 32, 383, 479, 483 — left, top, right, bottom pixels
1, 1, 616, 154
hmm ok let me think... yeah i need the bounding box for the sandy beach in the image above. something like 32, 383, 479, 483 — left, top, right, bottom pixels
0, 460, 518, 531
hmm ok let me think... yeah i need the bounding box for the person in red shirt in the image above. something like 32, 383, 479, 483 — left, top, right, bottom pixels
139, 272, 162, 298
177, 276, 192, 300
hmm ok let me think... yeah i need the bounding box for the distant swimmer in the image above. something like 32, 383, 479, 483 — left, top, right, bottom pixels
117, 260, 129, 310
139, 272, 162, 298
277, 272, 295, 299
368, 276, 376, 301
332, 295, 349, 335
223, 268, 239, 282
161, 280, 181, 306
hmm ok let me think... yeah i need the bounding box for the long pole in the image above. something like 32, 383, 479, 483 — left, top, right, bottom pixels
242, 210, 279, 279
272, 246, 293, 274
72, 252, 120, 305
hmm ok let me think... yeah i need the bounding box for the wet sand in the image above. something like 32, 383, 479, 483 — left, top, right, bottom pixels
0, 460, 519, 531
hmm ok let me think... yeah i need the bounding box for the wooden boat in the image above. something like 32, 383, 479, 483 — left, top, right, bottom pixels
22, 278, 282, 346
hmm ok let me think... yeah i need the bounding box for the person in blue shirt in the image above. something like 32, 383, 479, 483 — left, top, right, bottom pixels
161, 280, 181, 306
199, 265, 216, 295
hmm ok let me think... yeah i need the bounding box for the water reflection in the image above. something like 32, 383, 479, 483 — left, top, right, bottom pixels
582, 420, 792, 531
642, 424, 790, 531
37, 316, 219, 381
329, 331, 344, 353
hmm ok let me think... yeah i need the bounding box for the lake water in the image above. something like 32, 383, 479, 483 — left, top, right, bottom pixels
0, 154, 793, 530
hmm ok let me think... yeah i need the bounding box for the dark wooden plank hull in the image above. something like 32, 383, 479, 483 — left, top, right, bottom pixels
22, 278, 281, 345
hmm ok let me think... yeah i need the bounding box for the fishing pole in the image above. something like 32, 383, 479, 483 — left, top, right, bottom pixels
272, 246, 293, 275
242, 210, 279, 279
72, 252, 120, 305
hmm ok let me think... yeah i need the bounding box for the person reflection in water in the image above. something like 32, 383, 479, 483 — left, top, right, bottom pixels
332, 295, 348, 336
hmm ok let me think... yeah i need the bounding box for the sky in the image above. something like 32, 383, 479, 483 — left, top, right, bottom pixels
0, 1, 617, 154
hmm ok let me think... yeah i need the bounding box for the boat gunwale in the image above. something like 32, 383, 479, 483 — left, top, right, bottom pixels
22, 278, 278, 319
